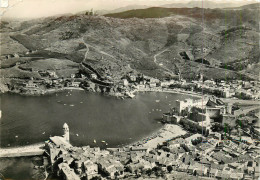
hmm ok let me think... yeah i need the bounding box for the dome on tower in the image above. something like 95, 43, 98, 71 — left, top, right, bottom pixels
63, 123, 69, 129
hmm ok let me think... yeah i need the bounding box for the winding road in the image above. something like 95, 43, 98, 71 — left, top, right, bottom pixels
153, 48, 176, 76
81, 37, 90, 62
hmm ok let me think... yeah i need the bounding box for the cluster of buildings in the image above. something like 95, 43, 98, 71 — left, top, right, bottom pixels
163, 96, 235, 128
12, 71, 88, 94
190, 75, 260, 100
116, 72, 260, 100
44, 123, 259, 180
6, 63, 260, 100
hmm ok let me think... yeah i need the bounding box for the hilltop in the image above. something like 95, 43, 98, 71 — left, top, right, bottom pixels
0, 5, 259, 92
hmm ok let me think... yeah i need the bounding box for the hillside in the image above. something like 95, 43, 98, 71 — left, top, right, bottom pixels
0, 5, 259, 92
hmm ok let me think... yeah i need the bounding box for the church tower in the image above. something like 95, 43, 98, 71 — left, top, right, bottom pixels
63, 123, 70, 143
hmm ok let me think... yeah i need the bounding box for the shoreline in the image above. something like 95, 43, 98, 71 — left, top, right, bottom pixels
135, 88, 203, 98
126, 124, 167, 147
127, 124, 188, 149
0, 86, 204, 99
0, 87, 199, 150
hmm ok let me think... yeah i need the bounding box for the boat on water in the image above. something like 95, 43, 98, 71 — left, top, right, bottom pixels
126, 92, 135, 98
93, 139, 96, 143
101, 140, 106, 143
155, 100, 160, 102
70, 104, 75, 107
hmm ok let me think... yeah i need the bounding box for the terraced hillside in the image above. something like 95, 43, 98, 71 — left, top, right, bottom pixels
0, 4, 259, 92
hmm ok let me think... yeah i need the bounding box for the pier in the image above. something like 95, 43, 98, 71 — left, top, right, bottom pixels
0, 143, 45, 158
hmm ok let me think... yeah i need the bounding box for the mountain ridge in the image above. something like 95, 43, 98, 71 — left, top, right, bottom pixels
0, 5, 259, 93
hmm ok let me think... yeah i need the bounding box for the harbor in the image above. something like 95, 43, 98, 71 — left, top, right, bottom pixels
0, 90, 195, 148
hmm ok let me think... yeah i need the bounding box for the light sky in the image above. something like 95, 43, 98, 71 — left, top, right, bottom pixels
0, 0, 258, 19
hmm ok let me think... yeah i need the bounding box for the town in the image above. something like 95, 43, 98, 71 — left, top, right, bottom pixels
1, 60, 260, 180
1, 1, 259, 179
5, 63, 260, 101
37, 90, 259, 180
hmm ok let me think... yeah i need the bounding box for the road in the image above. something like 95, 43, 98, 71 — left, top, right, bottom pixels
81, 37, 90, 62
153, 48, 176, 76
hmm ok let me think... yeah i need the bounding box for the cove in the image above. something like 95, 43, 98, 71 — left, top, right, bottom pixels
0, 90, 197, 148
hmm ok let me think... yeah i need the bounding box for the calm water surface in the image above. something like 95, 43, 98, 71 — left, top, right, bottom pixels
0, 91, 197, 179
0, 91, 195, 148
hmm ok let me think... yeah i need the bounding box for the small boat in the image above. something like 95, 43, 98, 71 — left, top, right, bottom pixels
76, 134, 79, 136
64, 104, 67, 105
80, 102, 83, 104
155, 100, 160, 103
70, 104, 74, 107
57, 101, 61, 103
101, 140, 106, 143
42, 132, 45, 134
15, 135, 18, 138
105, 143, 108, 146
66, 95, 68, 96
93, 139, 96, 143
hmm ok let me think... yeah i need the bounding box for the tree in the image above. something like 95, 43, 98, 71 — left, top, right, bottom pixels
114, 171, 120, 179
167, 166, 173, 173
146, 169, 152, 176
91, 176, 101, 180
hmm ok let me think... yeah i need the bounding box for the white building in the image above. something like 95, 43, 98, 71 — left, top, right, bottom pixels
63, 123, 70, 143
122, 79, 129, 87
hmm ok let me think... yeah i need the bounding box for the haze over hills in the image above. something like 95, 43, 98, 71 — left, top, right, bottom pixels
92, 1, 255, 15
0, 3, 259, 92
162, 0, 255, 8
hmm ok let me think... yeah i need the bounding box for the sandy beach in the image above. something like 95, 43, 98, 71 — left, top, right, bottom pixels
136, 88, 203, 98
129, 124, 187, 149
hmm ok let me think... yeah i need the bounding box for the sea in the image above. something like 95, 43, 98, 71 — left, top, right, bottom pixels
0, 90, 197, 179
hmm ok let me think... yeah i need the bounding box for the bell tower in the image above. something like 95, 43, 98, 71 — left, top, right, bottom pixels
63, 123, 70, 143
